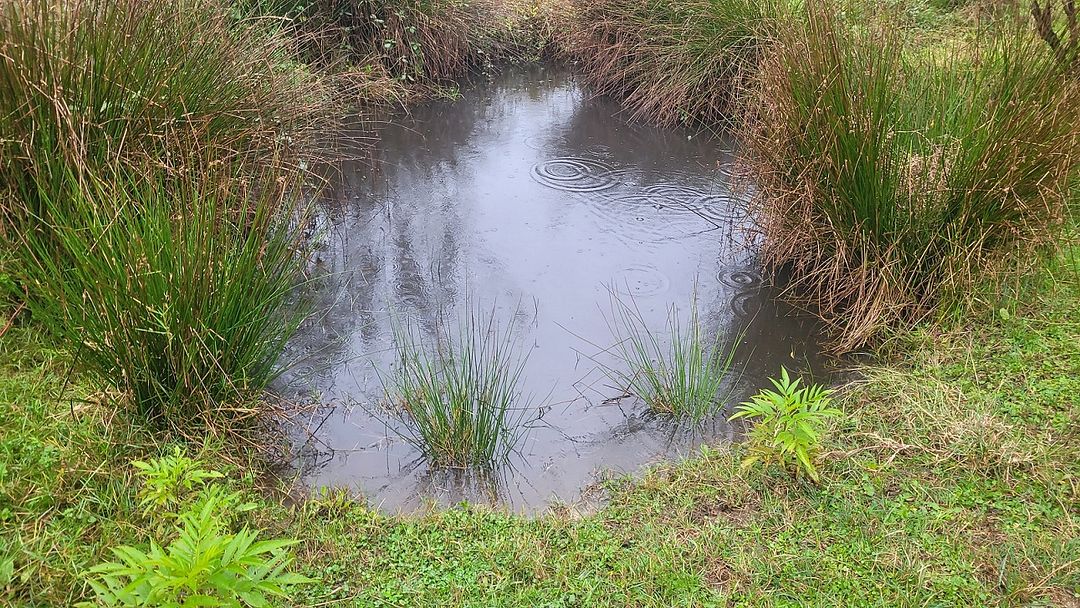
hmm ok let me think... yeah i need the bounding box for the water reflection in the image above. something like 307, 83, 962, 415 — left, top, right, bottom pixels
279, 64, 826, 513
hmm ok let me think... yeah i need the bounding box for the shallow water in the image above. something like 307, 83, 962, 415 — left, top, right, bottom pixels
279, 64, 825, 513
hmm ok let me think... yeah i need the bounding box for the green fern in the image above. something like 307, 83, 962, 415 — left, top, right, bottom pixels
729, 368, 840, 482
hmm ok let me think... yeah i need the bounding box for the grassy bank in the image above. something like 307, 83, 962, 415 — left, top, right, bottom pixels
2, 248, 1076, 605
2, 0, 1078, 605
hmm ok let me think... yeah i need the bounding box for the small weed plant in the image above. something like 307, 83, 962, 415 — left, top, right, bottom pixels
730, 368, 839, 482
80, 456, 310, 607
608, 295, 736, 423
132, 447, 223, 515
386, 306, 532, 470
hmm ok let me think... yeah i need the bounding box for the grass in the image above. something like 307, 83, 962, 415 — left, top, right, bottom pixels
1, 247, 1077, 606
0, 0, 326, 427
0, 0, 332, 205
565, 0, 786, 126
385, 306, 533, 470
236, 0, 560, 99
7, 162, 310, 426
607, 295, 736, 423
745, 3, 1080, 351
0, 0, 1077, 605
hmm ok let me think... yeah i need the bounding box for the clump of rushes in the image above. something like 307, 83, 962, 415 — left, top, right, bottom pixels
387, 307, 532, 470
566, 0, 785, 125
236, 0, 514, 87
8, 161, 310, 426
0, 0, 333, 213
746, 3, 1080, 351
608, 296, 736, 423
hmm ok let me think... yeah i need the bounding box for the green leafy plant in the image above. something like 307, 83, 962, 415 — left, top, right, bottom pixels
729, 368, 839, 482
132, 448, 224, 515
607, 295, 737, 423
78, 487, 310, 608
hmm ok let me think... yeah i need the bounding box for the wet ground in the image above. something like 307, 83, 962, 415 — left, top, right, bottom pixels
279, 64, 826, 513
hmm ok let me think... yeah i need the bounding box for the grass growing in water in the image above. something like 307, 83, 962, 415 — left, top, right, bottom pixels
746, 4, 1080, 351
607, 295, 736, 423
7, 162, 310, 425
386, 307, 532, 470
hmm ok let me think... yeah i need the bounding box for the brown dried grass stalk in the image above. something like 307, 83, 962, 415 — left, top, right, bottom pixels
0, 0, 336, 218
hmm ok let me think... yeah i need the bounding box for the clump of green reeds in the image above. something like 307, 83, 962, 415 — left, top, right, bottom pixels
386, 307, 532, 470
8, 160, 310, 426
0, 0, 331, 426
566, 0, 786, 125
607, 296, 736, 423
745, 3, 1080, 351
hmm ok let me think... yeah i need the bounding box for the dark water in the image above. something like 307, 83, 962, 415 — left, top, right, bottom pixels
279, 64, 825, 513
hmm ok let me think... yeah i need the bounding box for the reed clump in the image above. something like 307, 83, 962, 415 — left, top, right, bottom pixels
8, 161, 310, 426
0, 0, 334, 209
386, 308, 532, 470
237, 0, 548, 92
745, 5, 1080, 351
607, 296, 736, 423
565, 0, 785, 126
0, 0, 330, 426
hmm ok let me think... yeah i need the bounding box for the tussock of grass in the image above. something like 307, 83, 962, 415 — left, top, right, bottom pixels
237, 0, 557, 96
0, 0, 334, 207
386, 307, 532, 470
565, 0, 785, 125
745, 4, 1080, 351
0, 0, 329, 425
8, 162, 310, 425
607, 296, 735, 422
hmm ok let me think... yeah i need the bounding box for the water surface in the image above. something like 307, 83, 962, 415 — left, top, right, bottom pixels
280, 65, 824, 513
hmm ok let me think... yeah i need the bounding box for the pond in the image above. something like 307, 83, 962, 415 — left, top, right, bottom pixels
279, 64, 826, 513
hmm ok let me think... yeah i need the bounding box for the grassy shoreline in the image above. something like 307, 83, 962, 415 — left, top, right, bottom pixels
2, 248, 1076, 605
1, 0, 1078, 605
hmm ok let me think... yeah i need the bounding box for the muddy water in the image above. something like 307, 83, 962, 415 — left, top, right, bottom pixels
280, 65, 825, 513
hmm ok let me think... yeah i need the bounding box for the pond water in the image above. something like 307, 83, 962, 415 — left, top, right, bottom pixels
279, 64, 825, 513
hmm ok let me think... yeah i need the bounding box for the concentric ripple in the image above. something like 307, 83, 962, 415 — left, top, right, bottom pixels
531, 157, 620, 192
730, 290, 764, 319
717, 268, 762, 289
613, 264, 672, 297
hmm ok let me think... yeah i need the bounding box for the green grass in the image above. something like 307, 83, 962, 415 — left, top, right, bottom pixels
607, 296, 736, 423
3, 249, 1076, 606
0, 0, 328, 427
7, 163, 310, 425
234, 0, 556, 96
746, 4, 1080, 351
386, 307, 532, 470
